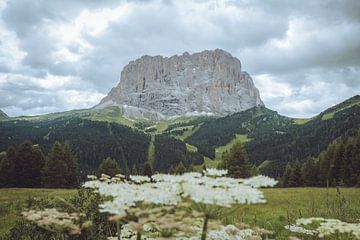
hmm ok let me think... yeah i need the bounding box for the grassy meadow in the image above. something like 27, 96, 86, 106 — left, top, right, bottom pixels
0, 188, 76, 237
0, 187, 359, 239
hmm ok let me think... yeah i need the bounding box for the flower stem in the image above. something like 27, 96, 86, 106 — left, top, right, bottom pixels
201, 214, 209, 240
116, 221, 121, 240
136, 231, 142, 240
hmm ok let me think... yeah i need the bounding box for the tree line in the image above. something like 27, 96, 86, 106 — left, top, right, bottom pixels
280, 130, 360, 187
0, 140, 78, 188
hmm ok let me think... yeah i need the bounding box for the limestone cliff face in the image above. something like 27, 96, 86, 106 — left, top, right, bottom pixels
97, 49, 263, 119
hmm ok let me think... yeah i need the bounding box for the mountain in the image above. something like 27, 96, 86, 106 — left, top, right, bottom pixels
186, 95, 360, 176
0, 95, 359, 180
0, 110, 8, 118
97, 49, 263, 120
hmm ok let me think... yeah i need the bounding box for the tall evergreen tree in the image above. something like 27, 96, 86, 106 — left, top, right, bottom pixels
97, 157, 121, 177
142, 162, 153, 177
173, 161, 186, 175
281, 162, 293, 187
288, 160, 302, 187
63, 142, 79, 187
329, 144, 346, 186
42, 141, 68, 188
225, 142, 252, 178
301, 158, 318, 186
15, 141, 44, 187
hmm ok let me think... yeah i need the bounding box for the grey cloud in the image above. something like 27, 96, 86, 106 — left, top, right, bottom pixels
0, 0, 359, 117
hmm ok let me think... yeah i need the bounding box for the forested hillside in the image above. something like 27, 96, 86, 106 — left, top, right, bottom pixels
185, 106, 294, 158
0, 117, 150, 177
187, 95, 360, 177
0, 95, 359, 182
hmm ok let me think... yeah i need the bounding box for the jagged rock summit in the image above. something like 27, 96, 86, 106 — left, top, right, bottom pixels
97, 49, 263, 120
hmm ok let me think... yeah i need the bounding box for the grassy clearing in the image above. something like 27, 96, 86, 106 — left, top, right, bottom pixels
215, 134, 249, 161
232, 188, 360, 239
0, 188, 359, 239
292, 118, 311, 125
0, 188, 76, 237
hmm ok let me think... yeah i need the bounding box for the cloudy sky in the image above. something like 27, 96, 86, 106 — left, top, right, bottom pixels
0, 0, 359, 118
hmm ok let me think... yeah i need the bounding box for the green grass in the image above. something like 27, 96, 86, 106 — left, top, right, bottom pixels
229, 188, 360, 239
215, 134, 249, 161
0, 188, 76, 237
0, 188, 359, 239
85, 107, 135, 127
292, 118, 311, 125
321, 97, 360, 120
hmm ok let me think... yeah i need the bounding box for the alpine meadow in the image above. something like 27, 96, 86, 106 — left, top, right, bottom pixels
1, 0, 360, 239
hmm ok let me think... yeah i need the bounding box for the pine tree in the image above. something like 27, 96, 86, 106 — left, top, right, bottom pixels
97, 157, 121, 177
63, 142, 79, 187
42, 141, 68, 188
288, 160, 302, 187
174, 161, 186, 175
329, 144, 345, 186
226, 142, 252, 178
0, 146, 17, 187
281, 162, 293, 187
131, 164, 138, 175
351, 133, 360, 186
142, 162, 153, 177
30, 145, 45, 187
301, 158, 318, 186
15, 140, 44, 187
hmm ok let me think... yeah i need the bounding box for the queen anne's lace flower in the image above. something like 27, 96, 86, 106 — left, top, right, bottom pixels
286, 217, 360, 239
203, 168, 228, 177
84, 170, 276, 232
240, 175, 278, 188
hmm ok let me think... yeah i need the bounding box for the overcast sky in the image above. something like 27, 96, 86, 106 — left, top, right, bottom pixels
0, 0, 359, 118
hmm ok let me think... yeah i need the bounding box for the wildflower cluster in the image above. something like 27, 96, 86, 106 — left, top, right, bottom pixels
83, 169, 277, 239
22, 208, 85, 235
285, 217, 360, 239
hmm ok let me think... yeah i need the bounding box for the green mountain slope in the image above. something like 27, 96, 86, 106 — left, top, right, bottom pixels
186, 95, 360, 177
185, 106, 294, 158
0, 95, 359, 178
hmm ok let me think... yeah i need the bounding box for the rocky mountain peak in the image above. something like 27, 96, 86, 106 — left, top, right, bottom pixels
97, 49, 263, 120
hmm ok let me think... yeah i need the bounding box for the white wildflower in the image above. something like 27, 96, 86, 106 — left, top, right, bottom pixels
241, 175, 278, 188
203, 168, 228, 177
129, 175, 151, 183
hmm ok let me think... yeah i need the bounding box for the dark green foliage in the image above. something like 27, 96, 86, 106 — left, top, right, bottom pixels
17, 141, 45, 187
42, 141, 69, 188
223, 142, 252, 178
153, 135, 204, 172
281, 130, 360, 187
141, 162, 153, 177
0, 118, 150, 179
186, 106, 293, 158
186, 97, 360, 178
248, 104, 360, 177
63, 142, 79, 187
97, 157, 121, 177
173, 162, 186, 175
2, 140, 45, 188
287, 160, 302, 187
